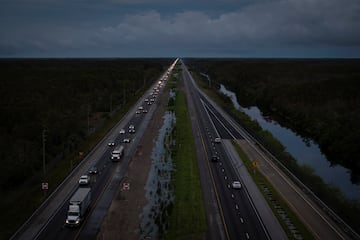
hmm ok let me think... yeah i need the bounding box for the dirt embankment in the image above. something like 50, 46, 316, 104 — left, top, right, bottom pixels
97, 89, 170, 240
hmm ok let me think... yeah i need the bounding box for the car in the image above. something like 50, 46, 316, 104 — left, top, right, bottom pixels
123, 138, 130, 143
79, 175, 90, 185
129, 129, 136, 133
142, 109, 148, 113
232, 181, 242, 189
211, 155, 220, 162
214, 137, 221, 143
89, 166, 98, 174
119, 129, 125, 134
129, 124, 135, 129
108, 141, 115, 146
135, 110, 141, 114
144, 98, 149, 102
138, 106, 144, 110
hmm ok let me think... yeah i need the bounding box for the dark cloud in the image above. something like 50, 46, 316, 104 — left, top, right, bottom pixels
0, 0, 359, 57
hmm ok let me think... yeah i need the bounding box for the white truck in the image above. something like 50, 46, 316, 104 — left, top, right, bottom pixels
65, 188, 91, 227
111, 145, 124, 161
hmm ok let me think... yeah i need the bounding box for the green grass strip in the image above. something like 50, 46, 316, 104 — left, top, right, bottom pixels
167, 90, 207, 240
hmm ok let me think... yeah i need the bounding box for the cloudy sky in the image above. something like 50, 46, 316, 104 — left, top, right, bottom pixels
1, 0, 359, 58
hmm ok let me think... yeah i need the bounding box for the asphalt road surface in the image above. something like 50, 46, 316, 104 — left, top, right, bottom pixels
181, 59, 354, 240
12, 60, 178, 240
15, 58, 353, 240
181, 62, 284, 240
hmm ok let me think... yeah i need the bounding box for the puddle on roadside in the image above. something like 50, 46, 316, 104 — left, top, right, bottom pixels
169, 88, 176, 99
140, 111, 176, 239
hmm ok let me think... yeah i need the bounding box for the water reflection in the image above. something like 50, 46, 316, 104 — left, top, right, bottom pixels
219, 84, 360, 200
140, 111, 175, 238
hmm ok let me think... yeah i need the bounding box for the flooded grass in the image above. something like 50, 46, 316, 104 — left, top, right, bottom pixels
140, 111, 176, 239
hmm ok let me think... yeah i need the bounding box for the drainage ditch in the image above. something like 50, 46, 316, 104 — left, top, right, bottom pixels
140, 111, 176, 239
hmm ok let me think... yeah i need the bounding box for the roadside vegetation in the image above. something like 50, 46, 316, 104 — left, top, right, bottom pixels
233, 142, 315, 239
166, 68, 207, 239
187, 59, 360, 179
188, 63, 360, 235
0, 58, 172, 239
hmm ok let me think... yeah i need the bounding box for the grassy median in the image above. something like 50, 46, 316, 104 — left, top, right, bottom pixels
167, 90, 207, 240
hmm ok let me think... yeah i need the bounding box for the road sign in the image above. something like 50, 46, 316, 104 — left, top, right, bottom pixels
123, 182, 130, 190
252, 161, 258, 168
42, 182, 48, 190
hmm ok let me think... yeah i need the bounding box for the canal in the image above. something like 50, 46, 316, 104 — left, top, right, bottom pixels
219, 84, 360, 201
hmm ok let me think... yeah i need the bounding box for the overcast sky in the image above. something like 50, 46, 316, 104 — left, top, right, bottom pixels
1, 0, 359, 58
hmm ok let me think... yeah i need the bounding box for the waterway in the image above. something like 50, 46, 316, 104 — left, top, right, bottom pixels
219, 84, 360, 201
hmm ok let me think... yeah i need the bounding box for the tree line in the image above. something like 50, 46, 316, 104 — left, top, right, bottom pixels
0, 58, 171, 191
186, 58, 360, 183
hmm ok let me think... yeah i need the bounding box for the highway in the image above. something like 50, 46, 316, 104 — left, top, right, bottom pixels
15, 57, 355, 240
181, 59, 356, 240
13, 60, 178, 240
181, 61, 282, 240
14, 58, 286, 240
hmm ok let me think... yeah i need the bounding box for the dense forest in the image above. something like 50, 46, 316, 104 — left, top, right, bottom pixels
185, 59, 360, 182
0, 59, 171, 191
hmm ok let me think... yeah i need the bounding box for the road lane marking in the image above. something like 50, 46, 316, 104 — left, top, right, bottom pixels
204, 93, 347, 239
195, 105, 231, 240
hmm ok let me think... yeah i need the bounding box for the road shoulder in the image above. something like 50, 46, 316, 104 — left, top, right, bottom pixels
97, 90, 170, 240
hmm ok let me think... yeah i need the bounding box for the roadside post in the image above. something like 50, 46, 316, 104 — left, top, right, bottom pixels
252, 160, 258, 174
42, 182, 48, 198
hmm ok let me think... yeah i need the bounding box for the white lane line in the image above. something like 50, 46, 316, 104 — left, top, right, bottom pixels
202, 100, 236, 140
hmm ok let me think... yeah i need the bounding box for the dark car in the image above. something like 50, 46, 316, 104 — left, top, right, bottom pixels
89, 166, 98, 174
211, 155, 220, 162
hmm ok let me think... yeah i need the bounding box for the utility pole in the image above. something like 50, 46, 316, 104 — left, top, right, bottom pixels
87, 104, 90, 135
206, 74, 211, 88
123, 88, 126, 105
200, 73, 211, 88
110, 94, 113, 113
42, 129, 46, 179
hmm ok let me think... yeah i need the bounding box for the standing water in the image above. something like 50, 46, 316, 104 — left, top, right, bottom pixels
140, 111, 176, 239
219, 84, 360, 201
